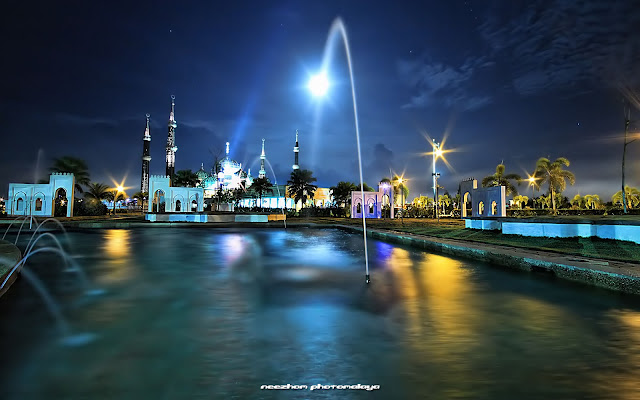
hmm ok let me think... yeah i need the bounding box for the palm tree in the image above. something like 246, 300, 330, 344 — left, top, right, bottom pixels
536, 194, 551, 209
438, 193, 452, 214
287, 169, 318, 209
481, 163, 521, 196
330, 181, 357, 209
361, 182, 375, 192
49, 156, 91, 193
84, 183, 111, 202
172, 170, 199, 187
534, 157, 576, 211
132, 191, 149, 211
571, 194, 585, 209
388, 176, 409, 206
612, 186, 640, 209
584, 194, 600, 210
251, 177, 273, 210
513, 195, 529, 209
231, 187, 246, 208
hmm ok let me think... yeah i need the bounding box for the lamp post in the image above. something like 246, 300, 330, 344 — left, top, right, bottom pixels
528, 176, 536, 209
113, 185, 123, 217
434, 172, 441, 221
432, 141, 442, 219
621, 104, 635, 214
397, 178, 405, 224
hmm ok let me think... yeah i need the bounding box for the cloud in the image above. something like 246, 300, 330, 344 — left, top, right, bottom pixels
479, 0, 640, 95
53, 112, 120, 128
397, 56, 493, 111
361, 143, 395, 182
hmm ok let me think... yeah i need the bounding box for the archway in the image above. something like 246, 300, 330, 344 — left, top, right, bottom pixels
175, 199, 181, 212
491, 201, 497, 216
462, 192, 472, 217
367, 198, 375, 215
355, 201, 362, 215
54, 188, 68, 217
153, 189, 166, 213
478, 201, 485, 216
16, 197, 24, 213
192, 200, 197, 210
35, 197, 43, 211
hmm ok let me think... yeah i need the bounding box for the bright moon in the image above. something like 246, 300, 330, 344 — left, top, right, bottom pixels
308, 73, 329, 97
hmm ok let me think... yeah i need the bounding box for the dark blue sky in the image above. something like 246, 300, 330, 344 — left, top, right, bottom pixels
3, 0, 639, 201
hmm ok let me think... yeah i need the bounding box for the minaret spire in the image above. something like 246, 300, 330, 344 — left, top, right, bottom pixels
259, 138, 266, 178
292, 130, 300, 170
226, 141, 230, 156
165, 95, 178, 179
141, 113, 152, 193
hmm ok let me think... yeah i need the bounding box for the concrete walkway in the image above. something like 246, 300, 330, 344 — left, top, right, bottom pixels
331, 224, 640, 295
0, 240, 22, 298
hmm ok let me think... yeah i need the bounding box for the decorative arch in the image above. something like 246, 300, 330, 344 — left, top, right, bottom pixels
34, 191, 46, 213
173, 194, 185, 212
478, 201, 485, 215
16, 197, 24, 212
367, 198, 375, 215
462, 191, 472, 217
8, 173, 75, 217
54, 187, 68, 217
153, 189, 166, 213
491, 201, 497, 216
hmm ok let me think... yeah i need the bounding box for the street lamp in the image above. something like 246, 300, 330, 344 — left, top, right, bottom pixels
528, 176, 536, 208
432, 141, 442, 219
621, 104, 635, 214
397, 177, 405, 224
113, 185, 123, 217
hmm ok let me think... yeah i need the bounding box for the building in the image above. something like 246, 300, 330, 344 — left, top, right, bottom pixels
196, 142, 254, 198
165, 95, 178, 179
350, 182, 394, 219
140, 113, 151, 193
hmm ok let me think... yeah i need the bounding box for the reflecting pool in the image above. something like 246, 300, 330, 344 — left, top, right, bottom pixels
2, 228, 640, 399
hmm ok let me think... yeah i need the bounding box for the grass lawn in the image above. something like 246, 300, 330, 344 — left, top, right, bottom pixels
301, 217, 640, 264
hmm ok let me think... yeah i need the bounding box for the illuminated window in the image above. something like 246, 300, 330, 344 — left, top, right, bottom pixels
35, 198, 43, 211
478, 201, 485, 215
491, 201, 497, 215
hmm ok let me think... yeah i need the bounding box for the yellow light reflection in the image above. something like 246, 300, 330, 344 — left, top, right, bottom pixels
592, 310, 640, 399
98, 229, 134, 284
386, 249, 478, 353
104, 229, 130, 259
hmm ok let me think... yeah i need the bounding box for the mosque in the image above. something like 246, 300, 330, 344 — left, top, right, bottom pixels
141, 97, 332, 210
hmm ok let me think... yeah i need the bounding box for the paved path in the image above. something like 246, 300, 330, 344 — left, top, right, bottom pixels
331, 224, 640, 295
0, 239, 22, 298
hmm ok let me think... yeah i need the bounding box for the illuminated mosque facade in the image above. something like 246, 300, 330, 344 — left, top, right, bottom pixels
141, 98, 331, 210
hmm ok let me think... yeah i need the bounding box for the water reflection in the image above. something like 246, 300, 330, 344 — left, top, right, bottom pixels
4, 228, 640, 399
97, 229, 135, 284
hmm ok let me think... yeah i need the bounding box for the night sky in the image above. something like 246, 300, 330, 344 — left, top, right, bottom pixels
3, 1, 640, 201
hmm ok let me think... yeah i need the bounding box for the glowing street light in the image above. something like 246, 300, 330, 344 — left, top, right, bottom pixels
397, 177, 407, 224
308, 73, 329, 97
432, 141, 442, 219
526, 174, 539, 208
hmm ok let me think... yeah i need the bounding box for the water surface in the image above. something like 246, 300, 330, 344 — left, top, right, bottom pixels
1, 228, 640, 399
